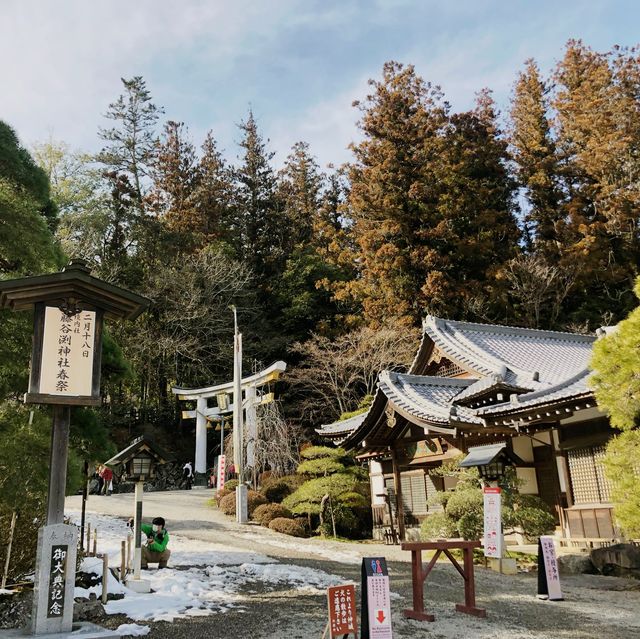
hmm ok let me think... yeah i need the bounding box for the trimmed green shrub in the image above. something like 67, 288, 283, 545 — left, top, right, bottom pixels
269, 517, 306, 537
253, 503, 292, 527
420, 513, 458, 540
224, 479, 239, 491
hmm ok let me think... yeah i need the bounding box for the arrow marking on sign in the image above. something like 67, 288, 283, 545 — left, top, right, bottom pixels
376, 610, 385, 623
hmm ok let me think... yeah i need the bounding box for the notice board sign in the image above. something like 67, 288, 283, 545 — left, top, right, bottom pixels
326, 584, 357, 637
537, 536, 563, 601
361, 557, 393, 639
40, 307, 96, 397
217, 454, 226, 490
483, 486, 502, 558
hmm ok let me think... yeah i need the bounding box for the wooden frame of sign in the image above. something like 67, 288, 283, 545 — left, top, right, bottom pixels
24, 302, 104, 406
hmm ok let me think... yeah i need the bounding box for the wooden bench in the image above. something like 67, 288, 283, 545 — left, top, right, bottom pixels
402, 540, 486, 622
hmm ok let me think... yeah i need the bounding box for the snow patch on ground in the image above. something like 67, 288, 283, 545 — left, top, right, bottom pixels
70, 511, 342, 622
115, 623, 151, 636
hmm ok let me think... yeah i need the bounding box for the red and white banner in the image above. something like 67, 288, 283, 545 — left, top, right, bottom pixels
483, 486, 502, 558
217, 454, 226, 491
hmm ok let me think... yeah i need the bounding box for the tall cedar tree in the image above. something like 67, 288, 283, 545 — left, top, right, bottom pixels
340, 62, 448, 325
149, 120, 200, 253
274, 142, 340, 338
193, 132, 235, 246
425, 91, 520, 320
233, 111, 284, 293
510, 59, 564, 259
96, 77, 162, 287
338, 62, 519, 326
552, 41, 640, 325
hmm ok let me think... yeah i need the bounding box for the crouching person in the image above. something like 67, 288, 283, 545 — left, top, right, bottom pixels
141, 517, 170, 569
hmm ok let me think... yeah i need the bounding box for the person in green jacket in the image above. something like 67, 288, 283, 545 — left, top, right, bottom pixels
141, 516, 171, 569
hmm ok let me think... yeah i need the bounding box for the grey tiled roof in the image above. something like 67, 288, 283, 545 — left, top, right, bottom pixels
423, 316, 595, 387
316, 412, 367, 438
378, 371, 483, 426
478, 370, 593, 416
318, 316, 600, 448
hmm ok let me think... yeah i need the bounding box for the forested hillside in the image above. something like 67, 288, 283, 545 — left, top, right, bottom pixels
3, 39, 639, 441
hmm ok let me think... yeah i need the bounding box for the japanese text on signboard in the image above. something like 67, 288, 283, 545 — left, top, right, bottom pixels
327, 584, 357, 637
540, 535, 563, 600
483, 486, 502, 558
39, 307, 95, 396
47, 545, 68, 618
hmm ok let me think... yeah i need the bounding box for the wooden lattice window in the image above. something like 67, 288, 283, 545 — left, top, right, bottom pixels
425, 357, 467, 378
567, 445, 612, 504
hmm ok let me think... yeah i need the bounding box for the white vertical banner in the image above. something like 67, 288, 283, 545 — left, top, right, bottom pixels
540, 535, 563, 600
483, 486, 502, 558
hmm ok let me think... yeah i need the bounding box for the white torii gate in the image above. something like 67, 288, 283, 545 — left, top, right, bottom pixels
171, 361, 287, 475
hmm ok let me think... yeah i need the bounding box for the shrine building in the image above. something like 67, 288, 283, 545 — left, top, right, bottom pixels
316, 316, 615, 542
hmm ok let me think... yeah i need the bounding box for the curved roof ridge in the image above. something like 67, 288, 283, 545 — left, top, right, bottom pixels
423, 316, 509, 377
433, 316, 596, 343
387, 371, 476, 387
507, 368, 591, 404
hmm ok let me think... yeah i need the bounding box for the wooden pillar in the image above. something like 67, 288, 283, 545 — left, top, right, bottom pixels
390, 447, 405, 541
47, 405, 71, 526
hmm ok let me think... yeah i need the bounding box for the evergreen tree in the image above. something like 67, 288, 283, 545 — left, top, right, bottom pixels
509, 59, 563, 259
341, 61, 448, 326
97, 76, 162, 205
193, 131, 235, 247
232, 110, 284, 284
278, 141, 322, 252
149, 120, 200, 252
425, 91, 520, 320
552, 41, 640, 325
337, 63, 519, 326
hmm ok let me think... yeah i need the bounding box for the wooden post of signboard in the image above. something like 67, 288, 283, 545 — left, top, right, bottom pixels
46, 406, 71, 526
86, 523, 91, 556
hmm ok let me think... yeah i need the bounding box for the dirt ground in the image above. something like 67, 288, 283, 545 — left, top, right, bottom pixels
65, 490, 640, 639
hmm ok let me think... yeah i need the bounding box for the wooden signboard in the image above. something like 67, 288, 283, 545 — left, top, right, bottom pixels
537, 536, 563, 601
26, 304, 103, 406
323, 583, 357, 638
483, 487, 502, 558
361, 557, 393, 639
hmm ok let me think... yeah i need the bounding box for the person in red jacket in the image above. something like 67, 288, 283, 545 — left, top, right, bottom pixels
100, 465, 114, 496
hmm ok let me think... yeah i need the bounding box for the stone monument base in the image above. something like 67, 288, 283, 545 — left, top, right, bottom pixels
0, 621, 119, 638
125, 578, 151, 593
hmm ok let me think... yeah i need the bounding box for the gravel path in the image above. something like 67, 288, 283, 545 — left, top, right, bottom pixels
66, 491, 640, 639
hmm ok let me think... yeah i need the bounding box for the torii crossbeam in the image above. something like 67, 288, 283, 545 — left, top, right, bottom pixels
171, 361, 286, 475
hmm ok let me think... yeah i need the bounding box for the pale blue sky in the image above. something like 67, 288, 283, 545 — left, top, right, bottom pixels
1, 1, 637, 169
